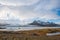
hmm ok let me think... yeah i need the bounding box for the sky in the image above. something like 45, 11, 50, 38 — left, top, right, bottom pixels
0, 0, 60, 24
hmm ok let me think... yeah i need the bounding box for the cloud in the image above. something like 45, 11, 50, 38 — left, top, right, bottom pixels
0, 0, 60, 24
0, 0, 39, 6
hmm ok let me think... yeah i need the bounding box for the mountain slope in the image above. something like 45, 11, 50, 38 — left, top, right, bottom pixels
29, 20, 59, 27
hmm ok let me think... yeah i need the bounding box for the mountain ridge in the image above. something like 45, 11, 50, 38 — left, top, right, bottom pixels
28, 20, 60, 27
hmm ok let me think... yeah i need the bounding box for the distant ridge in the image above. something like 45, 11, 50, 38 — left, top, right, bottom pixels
29, 20, 60, 27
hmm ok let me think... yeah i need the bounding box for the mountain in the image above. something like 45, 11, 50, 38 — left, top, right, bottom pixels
29, 20, 59, 27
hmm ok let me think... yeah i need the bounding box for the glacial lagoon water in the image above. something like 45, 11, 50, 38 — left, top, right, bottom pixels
0, 26, 60, 31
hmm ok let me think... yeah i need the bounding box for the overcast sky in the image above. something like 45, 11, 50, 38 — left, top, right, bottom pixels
0, 0, 60, 24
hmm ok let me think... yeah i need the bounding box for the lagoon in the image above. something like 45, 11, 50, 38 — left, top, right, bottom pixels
0, 26, 60, 31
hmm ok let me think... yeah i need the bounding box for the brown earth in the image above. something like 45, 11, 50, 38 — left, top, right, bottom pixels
0, 28, 60, 40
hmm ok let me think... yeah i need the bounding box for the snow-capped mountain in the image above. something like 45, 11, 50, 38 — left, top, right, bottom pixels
29, 20, 59, 27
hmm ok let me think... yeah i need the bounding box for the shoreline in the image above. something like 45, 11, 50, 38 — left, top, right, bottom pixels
0, 27, 60, 31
